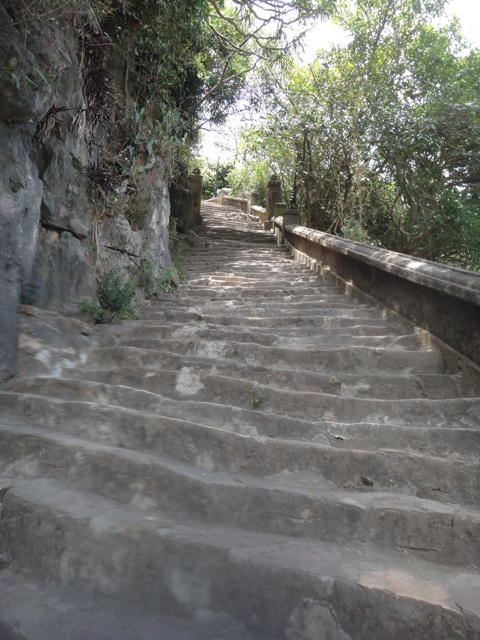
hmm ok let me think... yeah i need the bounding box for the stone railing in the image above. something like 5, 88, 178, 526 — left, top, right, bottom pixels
282, 224, 480, 373
209, 189, 268, 220
214, 190, 248, 212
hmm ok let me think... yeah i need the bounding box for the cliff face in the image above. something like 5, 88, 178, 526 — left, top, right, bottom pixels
0, 5, 172, 386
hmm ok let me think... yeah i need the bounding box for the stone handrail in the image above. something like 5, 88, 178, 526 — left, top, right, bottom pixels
210, 190, 248, 212
251, 204, 267, 223
279, 223, 480, 370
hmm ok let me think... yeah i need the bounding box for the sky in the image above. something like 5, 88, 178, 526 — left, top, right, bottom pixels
447, 0, 480, 45
300, 0, 480, 57
201, 0, 480, 161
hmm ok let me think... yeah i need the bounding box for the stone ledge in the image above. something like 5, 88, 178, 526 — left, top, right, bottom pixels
286, 225, 480, 306
283, 224, 480, 370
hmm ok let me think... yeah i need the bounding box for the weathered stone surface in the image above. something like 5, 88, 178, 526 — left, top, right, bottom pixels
0, 120, 43, 386
0, 10, 173, 383
285, 225, 480, 367
100, 214, 143, 257
143, 162, 172, 272
30, 227, 96, 312
0, 226, 20, 388
0, 7, 54, 123
0, 201, 479, 638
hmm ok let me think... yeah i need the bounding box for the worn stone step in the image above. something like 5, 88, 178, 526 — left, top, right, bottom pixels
147, 304, 384, 321
173, 284, 353, 297
83, 338, 444, 374
1, 425, 480, 566
123, 333, 419, 354
55, 340, 460, 398
158, 296, 367, 312
147, 308, 402, 330
53, 366, 475, 454
181, 282, 337, 295
0, 372, 480, 462
61, 364, 464, 401
0, 571, 258, 640
14, 374, 478, 430
100, 320, 404, 346
1, 477, 479, 639
1, 396, 479, 506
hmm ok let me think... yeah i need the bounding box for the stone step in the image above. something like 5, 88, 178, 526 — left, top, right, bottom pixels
122, 333, 419, 353
182, 281, 336, 293
185, 266, 321, 277
83, 338, 444, 374
172, 283, 352, 296
67, 342, 446, 386
1, 396, 479, 506
61, 364, 464, 400
3, 376, 479, 461
14, 374, 478, 430
157, 295, 367, 311
1, 424, 480, 566
1, 477, 479, 639
146, 304, 384, 320
150, 308, 402, 329
0, 571, 257, 640
100, 320, 404, 344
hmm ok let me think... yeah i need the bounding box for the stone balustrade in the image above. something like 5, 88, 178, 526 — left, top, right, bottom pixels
283, 224, 480, 373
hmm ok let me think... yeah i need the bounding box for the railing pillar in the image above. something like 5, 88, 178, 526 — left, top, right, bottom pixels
283, 207, 301, 228
247, 192, 260, 215
266, 174, 282, 221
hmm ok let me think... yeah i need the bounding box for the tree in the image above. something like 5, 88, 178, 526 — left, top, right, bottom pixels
233, 0, 480, 269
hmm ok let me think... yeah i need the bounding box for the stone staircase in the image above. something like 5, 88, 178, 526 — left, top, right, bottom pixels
0, 201, 480, 639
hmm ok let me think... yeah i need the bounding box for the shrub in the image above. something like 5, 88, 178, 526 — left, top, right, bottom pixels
79, 269, 136, 323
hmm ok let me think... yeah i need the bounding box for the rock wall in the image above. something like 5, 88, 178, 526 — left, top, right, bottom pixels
0, 5, 172, 386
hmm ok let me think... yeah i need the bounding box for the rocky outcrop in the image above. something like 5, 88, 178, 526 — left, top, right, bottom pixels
0, 4, 172, 386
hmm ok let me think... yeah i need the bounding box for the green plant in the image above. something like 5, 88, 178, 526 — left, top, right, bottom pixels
79, 269, 136, 323
156, 267, 179, 294
252, 391, 265, 408
0, 64, 32, 91
341, 220, 373, 245
20, 283, 38, 305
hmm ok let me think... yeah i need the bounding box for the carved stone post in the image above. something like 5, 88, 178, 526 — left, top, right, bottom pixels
274, 202, 287, 218
266, 174, 282, 221
247, 192, 260, 215
189, 168, 203, 226
283, 207, 301, 229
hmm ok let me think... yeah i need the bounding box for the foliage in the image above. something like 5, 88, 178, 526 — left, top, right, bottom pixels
193, 158, 234, 199
236, 0, 480, 270
138, 253, 156, 298
156, 267, 179, 294
227, 157, 270, 205
34, 104, 70, 143
20, 283, 39, 306
251, 391, 265, 408
341, 219, 374, 244
79, 269, 136, 323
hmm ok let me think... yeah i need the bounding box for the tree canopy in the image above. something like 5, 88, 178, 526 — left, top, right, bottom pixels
230, 0, 480, 270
